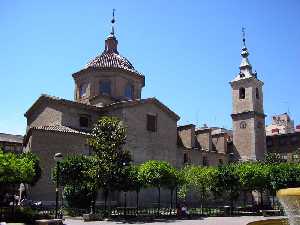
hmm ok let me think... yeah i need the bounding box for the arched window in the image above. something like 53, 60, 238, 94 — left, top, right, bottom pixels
239, 87, 245, 99
256, 88, 260, 99
124, 84, 134, 99
79, 83, 87, 98
99, 80, 111, 95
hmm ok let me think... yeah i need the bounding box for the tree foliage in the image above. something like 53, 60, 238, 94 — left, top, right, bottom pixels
87, 116, 132, 210
0, 150, 41, 185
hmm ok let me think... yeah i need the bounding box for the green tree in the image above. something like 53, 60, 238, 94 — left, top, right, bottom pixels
182, 165, 217, 212
268, 163, 300, 192
138, 160, 174, 213
52, 154, 98, 209
0, 150, 41, 202
87, 116, 131, 211
235, 162, 269, 207
213, 164, 241, 209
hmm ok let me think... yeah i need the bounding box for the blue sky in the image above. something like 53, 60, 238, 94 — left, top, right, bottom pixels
1, 0, 300, 135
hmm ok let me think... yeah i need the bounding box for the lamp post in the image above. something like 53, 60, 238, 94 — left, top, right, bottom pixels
54, 152, 63, 219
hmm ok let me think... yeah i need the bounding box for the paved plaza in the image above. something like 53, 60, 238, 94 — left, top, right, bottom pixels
64, 216, 284, 225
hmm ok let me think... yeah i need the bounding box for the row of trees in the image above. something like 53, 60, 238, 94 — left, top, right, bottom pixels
57, 153, 300, 211
181, 161, 300, 208
0, 150, 41, 203
54, 116, 300, 212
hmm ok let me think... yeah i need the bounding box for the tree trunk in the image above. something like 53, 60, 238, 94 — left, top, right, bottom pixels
104, 189, 108, 212
175, 186, 178, 208
124, 192, 127, 217
170, 188, 174, 215
136, 188, 139, 215
260, 190, 264, 209
158, 186, 161, 215
243, 190, 247, 206
201, 187, 205, 215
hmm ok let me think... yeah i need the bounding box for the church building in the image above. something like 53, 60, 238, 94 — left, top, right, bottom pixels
23, 16, 269, 205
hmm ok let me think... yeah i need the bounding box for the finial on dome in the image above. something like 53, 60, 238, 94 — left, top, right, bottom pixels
242, 27, 246, 48
104, 9, 118, 53
111, 8, 116, 35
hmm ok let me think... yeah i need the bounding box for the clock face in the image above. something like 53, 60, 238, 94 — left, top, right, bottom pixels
240, 121, 247, 129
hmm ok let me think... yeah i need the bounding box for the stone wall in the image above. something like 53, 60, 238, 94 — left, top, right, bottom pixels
27, 130, 88, 203
106, 102, 180, 167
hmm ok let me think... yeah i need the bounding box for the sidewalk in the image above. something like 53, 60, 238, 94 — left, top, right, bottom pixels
64, 216, 284, 225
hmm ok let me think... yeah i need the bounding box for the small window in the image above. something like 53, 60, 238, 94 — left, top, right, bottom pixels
99, 80, 111, 95
79, 116, 89, 128
239, 72, 245, 78
183, 153, 188, 164
79, 83, 87, 98
203, 156, 209, 166
239, 87, 245, 99
256, 88, 260, 99
147, 114, 157, 132
124, 84, 134, 99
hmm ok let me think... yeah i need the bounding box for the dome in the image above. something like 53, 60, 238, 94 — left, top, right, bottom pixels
84, 32, 143, 77
85, 51, 142, 76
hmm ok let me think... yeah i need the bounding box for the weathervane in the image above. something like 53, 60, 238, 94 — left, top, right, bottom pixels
242, 27, 246, 47
111, 8, 116, 35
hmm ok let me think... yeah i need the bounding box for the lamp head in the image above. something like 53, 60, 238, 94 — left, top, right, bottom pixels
54, 152, 63, 162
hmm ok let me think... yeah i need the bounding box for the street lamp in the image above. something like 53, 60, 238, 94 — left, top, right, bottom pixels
54, 152, 63, 219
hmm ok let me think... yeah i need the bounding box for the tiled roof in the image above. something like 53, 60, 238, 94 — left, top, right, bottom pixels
0, 133, 23, 143
30, 125, 90, 135
85, 52, 143, 77
25, 94, 103, 117
102, 97, 180, 121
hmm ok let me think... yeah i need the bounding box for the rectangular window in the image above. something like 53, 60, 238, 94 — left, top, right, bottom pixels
79, 115, 90, 128
147, 114, 157, 132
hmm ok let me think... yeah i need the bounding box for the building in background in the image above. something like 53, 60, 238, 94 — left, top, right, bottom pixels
266, 113, 295, 136
0, 133, 23, 153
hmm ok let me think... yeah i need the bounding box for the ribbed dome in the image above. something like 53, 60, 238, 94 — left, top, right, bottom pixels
84, 32, 143, 77
85, 51, 142, 76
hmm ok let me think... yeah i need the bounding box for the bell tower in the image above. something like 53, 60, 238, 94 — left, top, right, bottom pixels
230, 29, 266, 161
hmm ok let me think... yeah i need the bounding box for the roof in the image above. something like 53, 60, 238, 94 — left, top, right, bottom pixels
23, 125, 89, 146
0, 133, 23, 144
25, 94, 104, 118
102, 97, 180, 121
25, 94, 179, 122
84, 51, 144, 77
29, 125, 89, 135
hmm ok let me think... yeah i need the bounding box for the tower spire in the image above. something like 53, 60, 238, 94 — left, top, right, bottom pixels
239, 27, 252, 73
